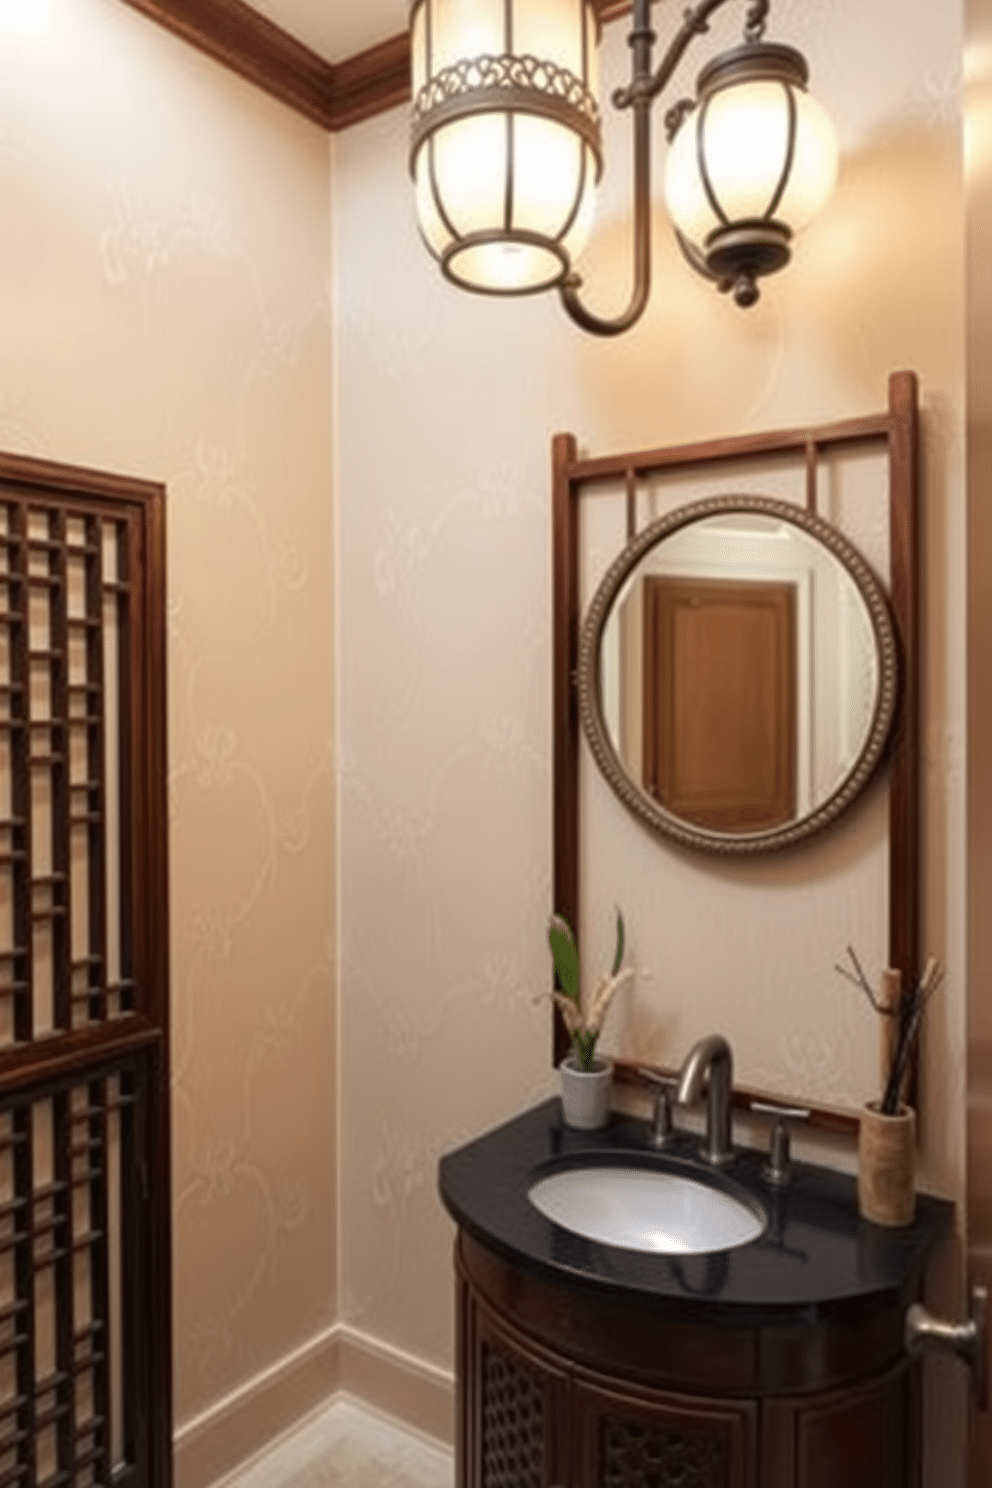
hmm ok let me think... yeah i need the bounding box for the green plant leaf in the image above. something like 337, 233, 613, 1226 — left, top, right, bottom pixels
611, 906, 625, 977
573, 1029, 597, 1070
548, 913, 580, 1003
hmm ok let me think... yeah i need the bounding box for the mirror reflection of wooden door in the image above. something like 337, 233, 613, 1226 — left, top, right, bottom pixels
642, 576, 797, 831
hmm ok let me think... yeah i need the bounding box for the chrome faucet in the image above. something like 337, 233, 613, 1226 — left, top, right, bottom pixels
676, 1034, 734, 1165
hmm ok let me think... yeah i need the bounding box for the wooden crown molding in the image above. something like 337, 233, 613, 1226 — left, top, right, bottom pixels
332, 33, 411, 132
120, 0, 633, 133
121, 0, 336, 129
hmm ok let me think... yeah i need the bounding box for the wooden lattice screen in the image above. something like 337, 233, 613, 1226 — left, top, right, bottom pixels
0, 454, 170, 1488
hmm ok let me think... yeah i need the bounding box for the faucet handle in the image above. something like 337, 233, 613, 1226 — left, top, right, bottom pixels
637, 1068, 678, 1148
750, 1100, 811, 1186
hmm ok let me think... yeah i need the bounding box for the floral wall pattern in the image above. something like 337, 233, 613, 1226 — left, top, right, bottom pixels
0, 0, 336, 1447
333, 3, 965, 1481
0, 0, 975, 1484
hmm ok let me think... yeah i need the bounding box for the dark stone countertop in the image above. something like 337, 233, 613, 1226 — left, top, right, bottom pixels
438, 1098, 954, 1329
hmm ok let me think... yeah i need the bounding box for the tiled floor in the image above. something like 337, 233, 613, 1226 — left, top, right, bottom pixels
220, 1398, 454, 1488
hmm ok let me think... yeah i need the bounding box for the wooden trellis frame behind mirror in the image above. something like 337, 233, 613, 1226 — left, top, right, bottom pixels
0, 453, 170, 1487
552, 371, 919, 1135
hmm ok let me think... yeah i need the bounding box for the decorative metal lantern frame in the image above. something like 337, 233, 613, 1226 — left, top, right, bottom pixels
410, 0, 603, 297
409, 0, 838, 336
664, 40, 838, 308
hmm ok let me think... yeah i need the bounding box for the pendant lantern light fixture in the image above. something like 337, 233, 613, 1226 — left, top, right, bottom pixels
409, 0, 602, 297
409, 0, 838, 335
664, 41, 838, 308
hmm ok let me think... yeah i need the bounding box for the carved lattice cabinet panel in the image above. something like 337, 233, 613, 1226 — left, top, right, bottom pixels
572, 1379, 757, 1488
463, 1288, 569, 1488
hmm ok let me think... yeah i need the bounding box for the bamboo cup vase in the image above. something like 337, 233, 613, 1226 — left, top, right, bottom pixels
857, 1102, 916, 1227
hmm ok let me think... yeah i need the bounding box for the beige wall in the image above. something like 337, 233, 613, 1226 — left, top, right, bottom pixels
0, 0, 975, 1483
333, 0, 967, 1478
0, 0, 336, 1478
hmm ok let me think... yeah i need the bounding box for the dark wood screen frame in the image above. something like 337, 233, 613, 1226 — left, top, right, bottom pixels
552, 369, 920, 1135
0, 451, 171, 1487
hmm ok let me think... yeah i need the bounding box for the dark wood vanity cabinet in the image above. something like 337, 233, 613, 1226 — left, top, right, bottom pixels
457, 1231, 920, 1488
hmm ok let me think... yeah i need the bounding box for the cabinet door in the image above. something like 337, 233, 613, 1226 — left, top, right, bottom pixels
760, 1357, 920, 1488
572, 1377, 758, 1488
466, 1299, 569, 1488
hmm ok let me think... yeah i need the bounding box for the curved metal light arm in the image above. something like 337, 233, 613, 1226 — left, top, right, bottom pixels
558, 89, 653, 336
558, 0, 768, 337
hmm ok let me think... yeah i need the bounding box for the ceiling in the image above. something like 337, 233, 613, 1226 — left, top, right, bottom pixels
244, 0, 409, 64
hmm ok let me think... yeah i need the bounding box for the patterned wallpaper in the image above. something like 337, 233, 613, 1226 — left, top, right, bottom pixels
0, 0, 972, 1484
332, 8, 966, 1481
0, 0, 335, 1435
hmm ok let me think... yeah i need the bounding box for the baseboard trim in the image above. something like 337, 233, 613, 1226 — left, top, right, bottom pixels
173, 1326, 340, 1488
172, 1325, 453, 1488
337, 1323, 454, 1448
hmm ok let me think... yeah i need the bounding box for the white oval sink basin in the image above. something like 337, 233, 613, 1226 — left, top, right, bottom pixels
528, 1165, 765, 1255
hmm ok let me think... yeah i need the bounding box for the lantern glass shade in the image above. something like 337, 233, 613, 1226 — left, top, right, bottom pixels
410, 0, 601, 295
664, 69, 838, 254
413, 0, 590, 75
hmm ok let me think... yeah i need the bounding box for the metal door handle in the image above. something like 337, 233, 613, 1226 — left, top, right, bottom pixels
905, 1283, 988, 1410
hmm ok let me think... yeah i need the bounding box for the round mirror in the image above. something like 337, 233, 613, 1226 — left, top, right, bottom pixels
578, 495, 899, 854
